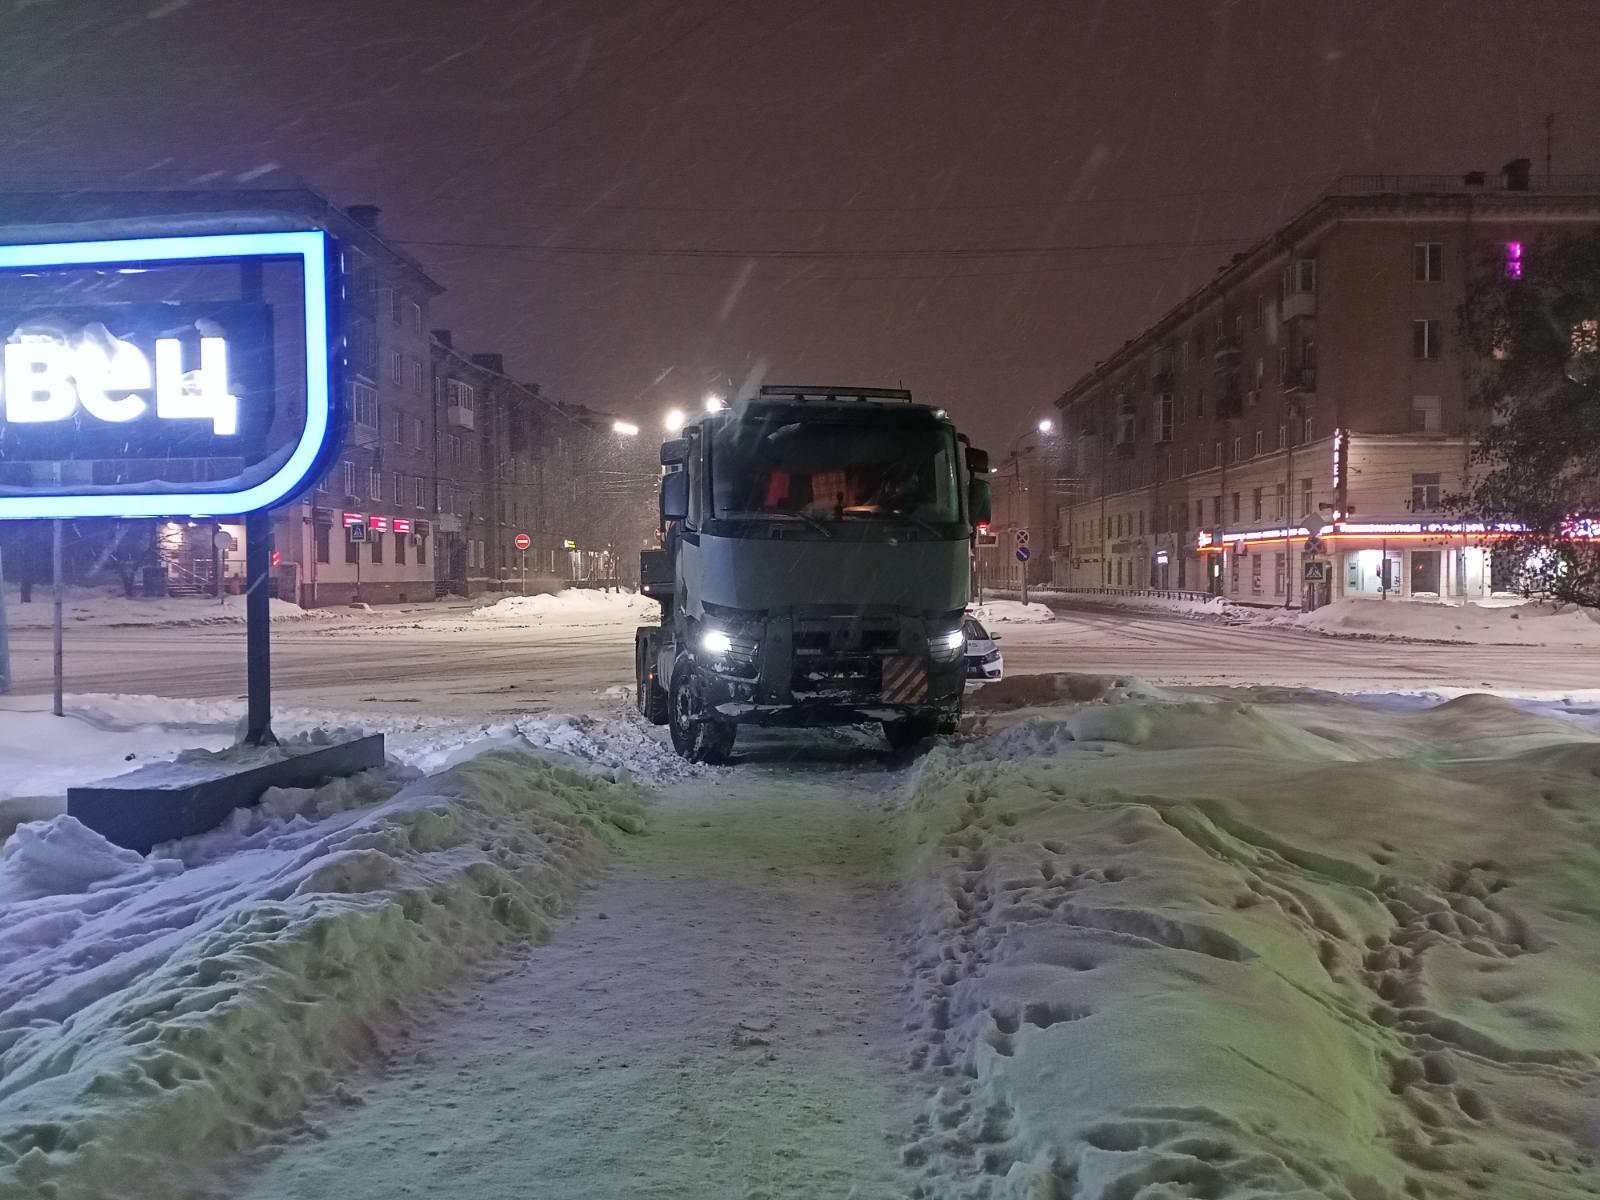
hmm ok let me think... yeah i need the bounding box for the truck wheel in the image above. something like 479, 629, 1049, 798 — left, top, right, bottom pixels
883, 714, 939, 751
636, 628, 669, 725
668, 654, 736, 764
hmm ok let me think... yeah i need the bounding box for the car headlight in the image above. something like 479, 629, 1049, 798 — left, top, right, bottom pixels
982, 649, 1002, 664
701, 628, 735, 656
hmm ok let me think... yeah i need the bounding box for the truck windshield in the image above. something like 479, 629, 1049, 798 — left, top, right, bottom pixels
710, 419, 960, 525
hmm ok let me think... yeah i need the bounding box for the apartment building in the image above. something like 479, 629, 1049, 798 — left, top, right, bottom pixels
1052, 163, 1600, 606
296, 204, 444, 606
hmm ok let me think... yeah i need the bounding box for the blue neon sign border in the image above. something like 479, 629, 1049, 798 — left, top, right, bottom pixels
0, 229, 337, 521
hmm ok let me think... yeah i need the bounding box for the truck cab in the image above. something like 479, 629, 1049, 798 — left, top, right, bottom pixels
635, 385, 991, 762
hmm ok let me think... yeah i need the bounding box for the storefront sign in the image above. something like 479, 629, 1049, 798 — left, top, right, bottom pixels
0, 230, 336, 520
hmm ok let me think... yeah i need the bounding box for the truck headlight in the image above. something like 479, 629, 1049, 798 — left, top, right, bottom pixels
931, 628, 965, 662
701, 629, 735, 656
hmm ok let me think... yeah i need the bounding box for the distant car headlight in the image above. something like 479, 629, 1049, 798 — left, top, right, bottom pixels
700, 629, 734, 656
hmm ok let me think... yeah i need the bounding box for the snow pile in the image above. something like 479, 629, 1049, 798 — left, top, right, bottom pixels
0, 747, 644, 1199
2, 585, 318, 629
1048, 589, 1248, 621
966, 671, 1183, 714
895, 688, 1600, 1198
1277, 596, 1600, 647
969, 600, 1056, 625
464, 589, 655, 624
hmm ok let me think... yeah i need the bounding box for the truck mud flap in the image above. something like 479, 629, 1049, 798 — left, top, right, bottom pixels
882, 656, 929, 704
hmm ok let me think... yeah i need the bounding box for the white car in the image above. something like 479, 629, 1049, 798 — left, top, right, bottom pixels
963, 614, 1003, 684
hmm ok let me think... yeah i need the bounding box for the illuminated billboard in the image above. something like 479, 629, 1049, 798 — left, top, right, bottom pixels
0, 230, 336, 520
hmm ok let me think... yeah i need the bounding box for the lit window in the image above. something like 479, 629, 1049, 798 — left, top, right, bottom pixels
1572, 319, 1599, 356
1505, 241, 1523, 279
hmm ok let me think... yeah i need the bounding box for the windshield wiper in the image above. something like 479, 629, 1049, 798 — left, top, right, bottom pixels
840, 506, 945, 539
721, 510, 834, 538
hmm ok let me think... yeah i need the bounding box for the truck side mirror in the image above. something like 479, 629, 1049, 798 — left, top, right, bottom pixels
966, 446, 990, 475
969, 479, 992, 526
660, 438, 688, 467
660, 470, 689, 522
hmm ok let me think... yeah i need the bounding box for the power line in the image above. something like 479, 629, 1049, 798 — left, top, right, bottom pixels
397, 234, 1257, 262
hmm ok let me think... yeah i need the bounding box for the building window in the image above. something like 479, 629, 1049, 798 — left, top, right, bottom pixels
1274, 552, 1286, 596
1231, 492, 1241, 523
370, 531, 384, 564
1572, 319, 1600, 356
1410, 395, 1442, 433
395, 531, 407, 565
315, 523, 330, 564
1181, 446, 1191, 475
1137, 510, 1145, 536
450, 434, 463, 464
1156, 394, 1174, 443
412, 358, 425, 394
1252, 487, 1263, 521
447, 380, 474, 410
1275, 483, 1286, 519
369, 467, 383, 500
390, 289, 403, 325
1411, 473, 1442, 512
1251, 555, 1262, 594
1253, 429, 1263, 456
1413, 319, 1441, 360
1302, 477, 1313, 515
315, 471, 328, 495
1303, 415, 1315, 442
1211, 495, 1221, 524
1505, 241, 1523, 279
413, 416, 426, 445
1213, 441, 1222, 468
1288, 258, 1316, 294
390, 409, 403, 444
417, 535, 427, 565
412, 476, 425, 508
352, 382, 379, 428
344, 530, 359, 565
1254, 293, 1266, 330
342, 459, 357, 497
390, 350, 403, 385
409, 301, 422, 334
393, 471, 404, 502
1230, 436, 1241, 462
1414, 242, 1443, 283
1277, 423, 1287, 450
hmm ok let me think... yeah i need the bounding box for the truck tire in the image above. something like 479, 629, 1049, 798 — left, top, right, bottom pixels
883, 714, 939, 751
635, 628, 669, 725
668, 654, 737, 764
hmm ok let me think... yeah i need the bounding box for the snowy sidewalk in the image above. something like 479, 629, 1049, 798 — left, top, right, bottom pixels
234, 768, 919, 1200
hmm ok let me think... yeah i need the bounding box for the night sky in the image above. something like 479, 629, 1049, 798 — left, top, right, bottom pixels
3, 0, 1597, 446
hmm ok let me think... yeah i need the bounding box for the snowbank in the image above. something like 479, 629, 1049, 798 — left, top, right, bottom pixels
1277, 596, 1600, 647
2, 585, 318, 629
970, 600, 1056, 625
415, 588, 657, 631
0, 746, 644, 1199
1044, 590, 1246, 621
895, 685, 1600, 1198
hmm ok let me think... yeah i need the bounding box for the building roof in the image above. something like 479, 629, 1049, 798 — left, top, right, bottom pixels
1056, 173, 1600, 408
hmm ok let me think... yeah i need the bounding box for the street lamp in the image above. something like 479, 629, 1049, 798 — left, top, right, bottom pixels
664, 409, 686, 433
704, 393, 726, 413
1037, 418, 1054, 434
612, 420, 640, 437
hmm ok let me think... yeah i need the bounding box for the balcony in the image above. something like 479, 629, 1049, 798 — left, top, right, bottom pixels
1281, 291, 1316, 322
1283, 367, 1317, 393
447, 404, 475, 430
1211, 337, 1241, 372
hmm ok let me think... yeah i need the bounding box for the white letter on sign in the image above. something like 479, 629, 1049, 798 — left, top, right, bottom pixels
74, 339, 151, 424
155, 337, 238, 436
3, 341, 77, 423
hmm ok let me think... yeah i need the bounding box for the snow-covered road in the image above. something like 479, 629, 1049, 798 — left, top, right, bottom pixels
5, 601, 1600, 724
233, 756, 917, 1200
